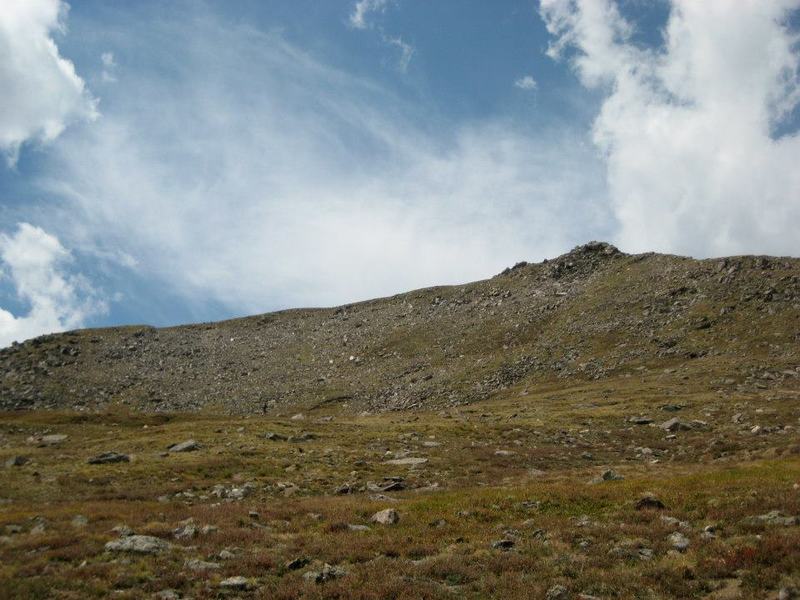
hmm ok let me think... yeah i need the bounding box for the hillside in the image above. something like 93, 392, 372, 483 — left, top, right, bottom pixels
2, 242, 800, 599
1, 242, 799, 413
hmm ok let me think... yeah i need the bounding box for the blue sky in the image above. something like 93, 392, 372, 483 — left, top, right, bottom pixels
0, 0, 799, 344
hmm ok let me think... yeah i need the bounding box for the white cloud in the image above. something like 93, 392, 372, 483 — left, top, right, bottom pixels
100, 51, 117, 82
40, 20, 609, 316
514, 75, 538, 90
0, 0, 97, 166
348, 0, 414, 72
349, 0, 389, 30
0, 223, 106, 346
540, 0, 800, 258
383, 34, 414, 73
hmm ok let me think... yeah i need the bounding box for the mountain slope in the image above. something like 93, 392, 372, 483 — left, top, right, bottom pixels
1, 242, 799, 413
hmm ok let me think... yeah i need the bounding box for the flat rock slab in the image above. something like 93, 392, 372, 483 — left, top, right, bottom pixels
219, 576, 252, 590
88, 452, 130, 464
105, 535, 172, 555
384, 457, 428, 466
28, 434, 67, 447
168, 440, 200, 453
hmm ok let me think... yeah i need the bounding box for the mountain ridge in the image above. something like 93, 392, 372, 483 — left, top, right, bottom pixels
2, 241, 799, 413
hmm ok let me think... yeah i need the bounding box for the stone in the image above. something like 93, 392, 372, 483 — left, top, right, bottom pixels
591, 469, 624, 483
219, 576, 251, 590
668, 531, 690, 552
629, 416, 653, 425
743, 511, 799, 527
105, 535, 171, 555
154, 591, 180, 600
168, 440, 199, 453
87, 452, 130, 464
303, 563, 347, 584
661, 418, 690, 432
5, 456, 29, 468
371, 508, 400, 525
173, 520, 197, 539
184, 558, 220, 571
111, 524, 133, 537
264, 432, 288, 441
635, 494, 666, 510
546, 584, 570, 600
492, 539, 515, 550
285, 557, 310, 570
28, 434, 67, 447
384, 457, 428, 466
71, 515, 88, 528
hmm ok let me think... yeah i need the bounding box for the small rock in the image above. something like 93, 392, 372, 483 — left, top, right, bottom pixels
492, 539, 515, 550
591, 469, 624, 483
184, 558, 220, 571
668, 531, 690, 552
71, 515, 88, 528
546, 584, 569, 600
384, 457, 428, 466
168, 440, 199, 453
743, 511, 799, 527
629, 416, 653, 425
28, 434, 67, 447
264, 432, 288, 441
303, 563, 347, 584
661, 418, 690, 432
154, 590, 180, 600
87, 452, 130, 464
285, 557, 310, 570
371, 508, 400, 525
105, 535, 171, 555
219, 576, 251, 590
5, 455, 29, 468
111, 524, 133, 537
173, 520, 197, 539
635, 494, 666, 510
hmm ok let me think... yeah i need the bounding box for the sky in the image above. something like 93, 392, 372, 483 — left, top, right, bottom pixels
0, 0, 799, 346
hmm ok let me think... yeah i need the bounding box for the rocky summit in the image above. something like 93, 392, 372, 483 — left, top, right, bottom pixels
1, 242, 800, 599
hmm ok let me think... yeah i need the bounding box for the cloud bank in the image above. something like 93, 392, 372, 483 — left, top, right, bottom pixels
0, 0, 97, 166
0, 223, 106, 346
541, 0, 800, 257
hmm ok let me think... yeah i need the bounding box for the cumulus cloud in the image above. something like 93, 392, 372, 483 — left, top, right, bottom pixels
0, 223, 106, 346
514, 75, 538, 90
39, 18, 609, 317
540, 0, 800, 258
0, 0, 97, 166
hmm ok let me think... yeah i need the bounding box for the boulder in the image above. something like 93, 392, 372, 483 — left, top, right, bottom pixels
371, 508, 400, 525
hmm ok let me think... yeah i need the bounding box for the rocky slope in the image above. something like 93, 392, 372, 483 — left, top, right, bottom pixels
1, 242, 799, 413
